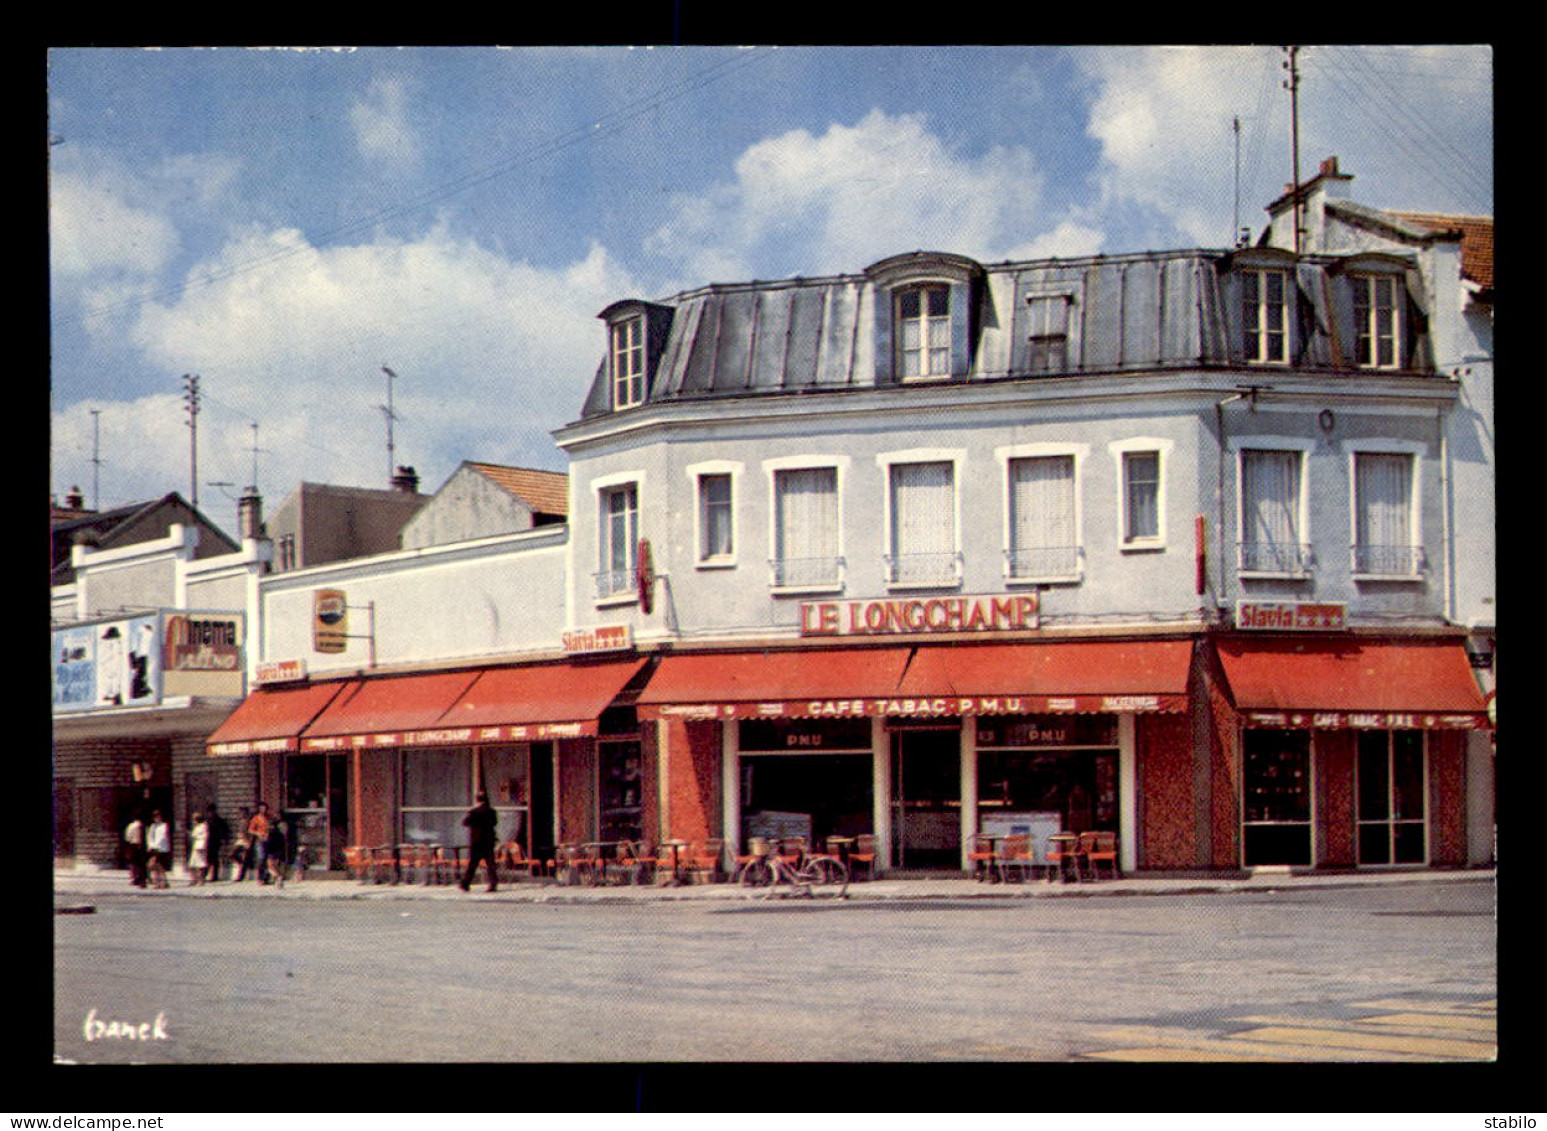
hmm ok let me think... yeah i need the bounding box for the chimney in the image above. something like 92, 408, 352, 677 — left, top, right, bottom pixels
237, 488, 265, 541
65, 485, 84, 510
391, 465, 420, 494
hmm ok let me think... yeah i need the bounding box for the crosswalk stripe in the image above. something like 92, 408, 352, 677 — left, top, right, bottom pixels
1231, 1025, 1495, 1059
1359, 1011, 1496, 1033
1231, 1013, 1496, 1041
1083, 1047, 1286, 1062
1085, 1025, 1445, 1063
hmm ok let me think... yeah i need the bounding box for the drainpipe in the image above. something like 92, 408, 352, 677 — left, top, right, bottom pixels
1214, 392, 1248, 615
1439, 405, 1454, 625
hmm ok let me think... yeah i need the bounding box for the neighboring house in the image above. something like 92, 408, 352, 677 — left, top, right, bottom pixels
400, 461, 567, 550
51, 494, 269, 870
266, 469, 427, 573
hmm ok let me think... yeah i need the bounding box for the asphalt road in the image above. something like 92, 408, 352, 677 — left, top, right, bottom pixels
53, 880, 1495, 1065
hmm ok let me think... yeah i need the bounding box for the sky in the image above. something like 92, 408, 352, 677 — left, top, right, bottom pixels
47, 45, 1493, 535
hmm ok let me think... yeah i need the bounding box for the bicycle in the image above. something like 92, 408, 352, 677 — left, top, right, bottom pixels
736, 837, 849, 901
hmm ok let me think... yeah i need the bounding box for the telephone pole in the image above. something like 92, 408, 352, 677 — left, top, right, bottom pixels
1282, 46, 1304, 255
182, 374, 201, 507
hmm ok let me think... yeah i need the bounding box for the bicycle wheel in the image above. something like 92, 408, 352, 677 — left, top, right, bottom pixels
738, 858, 775, 895
798, 856, 849, 899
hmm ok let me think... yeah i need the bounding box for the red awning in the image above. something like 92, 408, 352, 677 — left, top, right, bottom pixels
636, 641, 1192, 720
636, 648, 913, 720
1217, 636, 1490, 729
438, 659, 648, 740
206, 682, 349, 755
897, 639, 1194, 715
298, 670, 481, 751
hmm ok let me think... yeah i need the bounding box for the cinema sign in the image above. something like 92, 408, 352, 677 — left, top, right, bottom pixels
801, 593, 1039, 637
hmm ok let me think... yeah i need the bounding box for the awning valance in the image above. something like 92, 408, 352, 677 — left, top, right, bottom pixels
298, 670, 480, 751
437, 659, 647, 740
1217, 636, 1490, 729
636, 640, 1193, 721
206, 682, 348, 756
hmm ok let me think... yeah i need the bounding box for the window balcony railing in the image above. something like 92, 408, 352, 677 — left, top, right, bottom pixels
1005, 546, 1082, 582
594, 568, 636, 601
883, 551, 963, 588
1237, 541, 1315, 575
769, 555, 845, 590
1351, 544, 1426, 577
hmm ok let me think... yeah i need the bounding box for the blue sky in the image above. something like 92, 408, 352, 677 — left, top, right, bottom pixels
48, 45, 1492, 533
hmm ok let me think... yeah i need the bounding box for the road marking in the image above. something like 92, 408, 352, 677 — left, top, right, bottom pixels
1231, 1025, 1495, 1059
1078, 999, 1498, 1063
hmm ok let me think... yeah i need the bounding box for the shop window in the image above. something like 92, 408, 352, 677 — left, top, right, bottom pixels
479, 744, 531, 853
1240, 448, 1311, 575
1357, 730, 1427, 866
598, 740, 642, 844
401, 747, 474, 847
1241, 729, 1312, 867
1007, 454, 1080, 581
1353, 451, 1422, 577
886, 460, 959, 587
976, 715, 1118, 839
771, 466, 841, 589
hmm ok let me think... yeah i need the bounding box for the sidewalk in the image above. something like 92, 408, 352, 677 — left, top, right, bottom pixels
53, 864, 1495, 906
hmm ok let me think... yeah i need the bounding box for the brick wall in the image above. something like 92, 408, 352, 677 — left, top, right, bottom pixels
1316, 731, 1357, 868
1429, 730, 1467, 866
1137, 713, 1194, 869
661, 719, 721, 845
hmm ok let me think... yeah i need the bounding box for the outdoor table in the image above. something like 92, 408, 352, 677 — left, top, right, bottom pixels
579, 841, 622, 886
825, 836, 856, 869
657, 840, 689, 886
972, 832, 1011, 882
1046, 833, 1083, 883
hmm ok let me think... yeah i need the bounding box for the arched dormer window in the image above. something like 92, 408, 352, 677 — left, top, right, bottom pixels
864, 252, 983, 384
598, 299, 675, 411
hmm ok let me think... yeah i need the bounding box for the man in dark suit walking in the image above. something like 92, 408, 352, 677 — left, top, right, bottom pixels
459, 791, 499, 892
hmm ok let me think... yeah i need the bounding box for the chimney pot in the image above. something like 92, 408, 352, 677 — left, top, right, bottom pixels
1319, 156, 1339, 177
237, 489, 264, 540
391, 465, 420, 494
65, 486, 84, 509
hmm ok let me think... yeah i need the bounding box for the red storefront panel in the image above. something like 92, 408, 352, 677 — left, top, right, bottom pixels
206, 681, 349, 755
1217, 636, 1490, 729
439, 659, 647, 740
298, 671, 480, 751
636, 648, 912, 720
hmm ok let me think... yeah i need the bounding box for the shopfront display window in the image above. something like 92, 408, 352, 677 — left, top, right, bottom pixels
1242, 729, 1313, 866
478, 744, 531, 854
739, 718, 873, 849
283, 752, 349, 871
401, 746, 473, 847
1357, 730, 1426, 865
976, 714, 1118, 836
598, 739, 643, 843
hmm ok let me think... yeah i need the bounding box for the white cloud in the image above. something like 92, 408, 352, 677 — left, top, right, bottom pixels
348, 77, 423, 172
50, 173, 179, 279
645, 109, 1083, 282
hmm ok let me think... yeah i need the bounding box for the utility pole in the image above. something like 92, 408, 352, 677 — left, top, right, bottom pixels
1282, 46, 1304, 256
89, 409, 102, 510
380, 366, 400, 486
182, 374, 201, 507
1232, 116, 1243, 247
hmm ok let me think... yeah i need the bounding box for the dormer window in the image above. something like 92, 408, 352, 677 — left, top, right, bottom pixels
611, 315, 645, 409
1241, 268, 1289, 364
1352, 273, 1401, 369
896, 284, 951, 380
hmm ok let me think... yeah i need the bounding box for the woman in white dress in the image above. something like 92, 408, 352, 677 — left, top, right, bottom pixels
187, 814, 209, 886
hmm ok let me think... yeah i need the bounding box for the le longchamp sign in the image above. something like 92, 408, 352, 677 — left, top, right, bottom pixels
801, 593, 1039, 637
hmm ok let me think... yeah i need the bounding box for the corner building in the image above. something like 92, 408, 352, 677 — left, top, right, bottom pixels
554, 160, 1493, 875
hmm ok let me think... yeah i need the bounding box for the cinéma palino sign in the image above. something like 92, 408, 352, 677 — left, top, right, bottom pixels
1235, 600, 1347, 631
801, 594, 1039, 637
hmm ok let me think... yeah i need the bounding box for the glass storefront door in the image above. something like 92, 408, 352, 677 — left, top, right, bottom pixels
1242, 729, 1313, 866
891, 727, 961, 869
1357, 730, 1427, 865
283, 752, 349, 871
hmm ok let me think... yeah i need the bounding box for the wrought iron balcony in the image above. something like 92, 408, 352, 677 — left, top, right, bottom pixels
1237, 541, 1315, 575
883, 551, 963, 587
1004, 546, 1082, 581
1351, 544, 1426, 577
769, 555, 845, 590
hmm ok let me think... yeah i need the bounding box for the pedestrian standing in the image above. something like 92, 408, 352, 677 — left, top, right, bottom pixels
124, 812, 147, 888
187, 812, 209, 886
459, 791, 499, 892
146, 810, 171, 889
265, 814, 288, 888
232, 807, 252, 880
204, 804, 229, 882
248, 803, 272, 884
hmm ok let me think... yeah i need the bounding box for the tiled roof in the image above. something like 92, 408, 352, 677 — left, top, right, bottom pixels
1389, 210, 1494, 291
466, 462, 568, 517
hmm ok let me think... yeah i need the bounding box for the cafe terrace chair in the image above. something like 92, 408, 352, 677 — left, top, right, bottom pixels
343, 845, 372, 884
967, 833, 998, 882
848, 834, 878, 881
497, 841, 538, 883
400, 843, 433, 885
1046, 834, 1083, 883
997, 834, 1036, 883
1083, 831, 1119, 880
370, 844, 399, 884
616, 840, 653, 885
687, 838, 725, 883
433, 844, 467, 886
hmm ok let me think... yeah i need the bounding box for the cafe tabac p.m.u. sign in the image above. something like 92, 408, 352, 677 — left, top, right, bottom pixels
801, 593, 1039, 637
